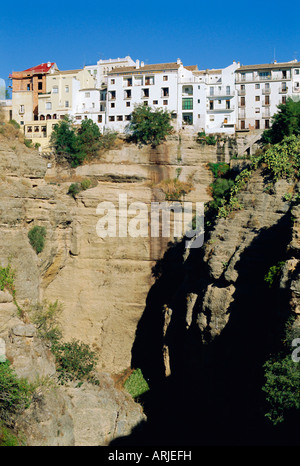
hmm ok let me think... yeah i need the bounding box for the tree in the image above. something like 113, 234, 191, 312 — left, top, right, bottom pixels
50, 117, 102, 167
262, 98, 300, 145
75, 118, 102, 159
128, 104, 173, 148
50, 116, 77, 164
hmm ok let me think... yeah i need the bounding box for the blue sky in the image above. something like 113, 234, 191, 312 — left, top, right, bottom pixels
0, 0, 299, 89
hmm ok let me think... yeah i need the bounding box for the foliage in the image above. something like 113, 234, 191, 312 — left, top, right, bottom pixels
28, 225, 46, 254
8, 120, 20, 130
67, 183, 82, 198
52, 339, 99, 385
24, 138, 32, 148
30, 300, 99, 385
99, 129, 118, 150
158, 177, 194, 200
30, 300, 63, 345
67, 179, 92, 198
75, 118, 102, 161
262, 98, 300, 145
50, 117, 116, 167
0, 422, 22, 446
0, 263, 16, 297
128, 104, 173, 148
50, 116, 78, 164
260, 135, 300, 182
123, 368, 149, 399
0, 361, 32, 426
264, 261, 285, 288
196, 132, 217, 145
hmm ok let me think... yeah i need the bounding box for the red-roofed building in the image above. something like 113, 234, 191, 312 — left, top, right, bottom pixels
11, 62, 58, 124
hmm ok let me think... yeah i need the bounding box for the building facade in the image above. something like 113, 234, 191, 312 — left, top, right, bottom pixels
235, 59, 300, 131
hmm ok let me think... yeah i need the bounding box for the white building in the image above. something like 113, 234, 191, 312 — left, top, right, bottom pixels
235, 59, 300, 131
105, 59, 239, 134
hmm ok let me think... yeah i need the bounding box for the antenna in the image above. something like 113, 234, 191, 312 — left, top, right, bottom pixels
273, 47, 276, 63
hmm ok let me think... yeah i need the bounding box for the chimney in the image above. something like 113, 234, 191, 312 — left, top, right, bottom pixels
141, 61, 144, 67
136, 59, 140, 69
177, 58, 182, 65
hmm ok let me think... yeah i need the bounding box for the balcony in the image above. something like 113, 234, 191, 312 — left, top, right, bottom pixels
262, 88, 271, 94
207, 105, 235, 113
262, 111, 271, 118
279, 87, 288, 94
238, 89, 246, 96
207, 88, 235, 98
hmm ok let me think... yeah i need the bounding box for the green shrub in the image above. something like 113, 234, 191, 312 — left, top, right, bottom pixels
0, 422, 21, 446
0, 264, 15, 297
52, 339, 99, 385
264, 261, 285, 288
0, 361, 32, 425
24, 138, 32, 148
67, 183, 82, 198
80, 179, 91, 190
8, 120, 20, 129
123, 368, 149, 399
28, 226, 46, 254
128, 104, 173, 148
30, 300, 63, 345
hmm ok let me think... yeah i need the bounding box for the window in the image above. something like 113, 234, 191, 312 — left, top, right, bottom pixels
163, 100, 168, 105
255, 107, 260, 113
34, 126, 39, 132
65, 101, 69, 107
27, 84, 30, 91
124, 89, 131, 99
46, 102, 52, 110
125, 115, 131, 121
98, 115, 102, 123
265, 95, 270, 105
145, 76, 154, 85
19, 105, 25, 113
117, 115, 123, 121
144, 101, 148, 106
109, 116, 115, 121
163, 76, 168, 81
218, 100, 221, 104
111, 102, 115, 108
75, 116, 82, 120
65, 86, 69, 93
197, 99, 200, 103
53, 86, 58, 93
255, 84, 260, 89
162, 87, 169, 97
240, 97, 245, 107
27, 126, 32, 132
255, 120, 260, 129
111, 79, 115, 84
110, 91, 116, 100
255, 96, 260, 101
153, 100, 158, 105
92, 103, 95, 108
134, 76, 143, 86
241, 120, 245, 129
226, 100, 230, 109
38, 82, 43, 90
282, 96, 287, 104
209, 100, 214, 110
226, 86, 231, 95
142, 88, 149, 98
265, 120, 270, 129
85, 92, 90, 98
295, 69, 300, 75
126, 101, 130, 107
182, 98, 193, 110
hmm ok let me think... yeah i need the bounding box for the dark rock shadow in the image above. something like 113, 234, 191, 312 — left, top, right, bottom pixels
110, 210, 300, 446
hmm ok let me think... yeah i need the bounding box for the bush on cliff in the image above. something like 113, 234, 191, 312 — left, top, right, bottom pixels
127, 104, 173, 148
50, 117, 117, 167
28, 225, 46, 254
262, 98, 300, 145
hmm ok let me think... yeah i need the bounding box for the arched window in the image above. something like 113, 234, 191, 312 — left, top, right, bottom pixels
40, 115, 45, 120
